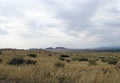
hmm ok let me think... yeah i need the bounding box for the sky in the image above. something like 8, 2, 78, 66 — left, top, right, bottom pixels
0, 0, 120, 49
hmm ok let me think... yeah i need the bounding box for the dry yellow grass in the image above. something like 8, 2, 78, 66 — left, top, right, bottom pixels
0, 49, 119, 83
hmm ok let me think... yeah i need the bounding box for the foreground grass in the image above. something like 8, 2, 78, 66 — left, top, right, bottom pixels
0, 49, 120, 83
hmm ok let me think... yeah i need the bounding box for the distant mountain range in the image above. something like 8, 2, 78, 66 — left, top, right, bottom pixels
1, 46, 120, 52
23, 46, 120, 52
46, 47, 66, 50
45, 46, 120, 52
98, 46, 120, 49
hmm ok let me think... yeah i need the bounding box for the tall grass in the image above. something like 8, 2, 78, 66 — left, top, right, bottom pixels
0, 50, 119, 83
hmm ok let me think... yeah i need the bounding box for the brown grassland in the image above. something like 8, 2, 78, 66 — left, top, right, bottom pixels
0, 49, 120, 83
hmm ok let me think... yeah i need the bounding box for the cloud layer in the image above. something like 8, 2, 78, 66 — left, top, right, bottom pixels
0, 0, 120, 48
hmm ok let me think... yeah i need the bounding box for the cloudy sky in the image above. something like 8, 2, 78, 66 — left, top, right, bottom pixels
0, 0, 120, 49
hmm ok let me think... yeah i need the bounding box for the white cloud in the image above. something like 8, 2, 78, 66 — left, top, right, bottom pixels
0, 0, 120, 48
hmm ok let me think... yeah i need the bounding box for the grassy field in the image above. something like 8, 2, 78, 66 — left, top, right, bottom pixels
0, 49, 120, 83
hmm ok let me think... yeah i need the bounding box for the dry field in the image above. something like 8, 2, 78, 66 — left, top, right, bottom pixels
0, 49, 120, 83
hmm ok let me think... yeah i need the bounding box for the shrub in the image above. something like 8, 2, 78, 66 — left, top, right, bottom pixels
8, 57, 37, 66
0, 58, 2, 63
66, 59, 71, 62
77, 57, 88, 61
54, 62, 65, 68
72, 57, 88, 62
25, 59, 37, 65
88, 59, 97, 65
99, 56, 106, 59
107, 58, 118, 65
27, 54, 37, 58
58, 57, 65, 61
60, 54, 69, 58
8, 57, 25, 66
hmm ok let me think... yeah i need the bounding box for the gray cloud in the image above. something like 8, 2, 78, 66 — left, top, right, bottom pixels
53, 0, 120, 46
0, 0, 120, 48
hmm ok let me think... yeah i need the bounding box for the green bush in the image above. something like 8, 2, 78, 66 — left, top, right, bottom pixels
25, 59, 37, 65
60, 54, 69, 58
107, 58, 118, 65
8, 57, 25, 66
88, 59, 97, 65
27, 54, 37, 58
8, 57, 37, 66
72, 57, 88, 62
77, 57, 88, 61
54, 62, 65, 68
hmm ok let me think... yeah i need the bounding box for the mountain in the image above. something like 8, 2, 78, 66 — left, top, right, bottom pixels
45, 46, 120, 52
55, 47, 66, 49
